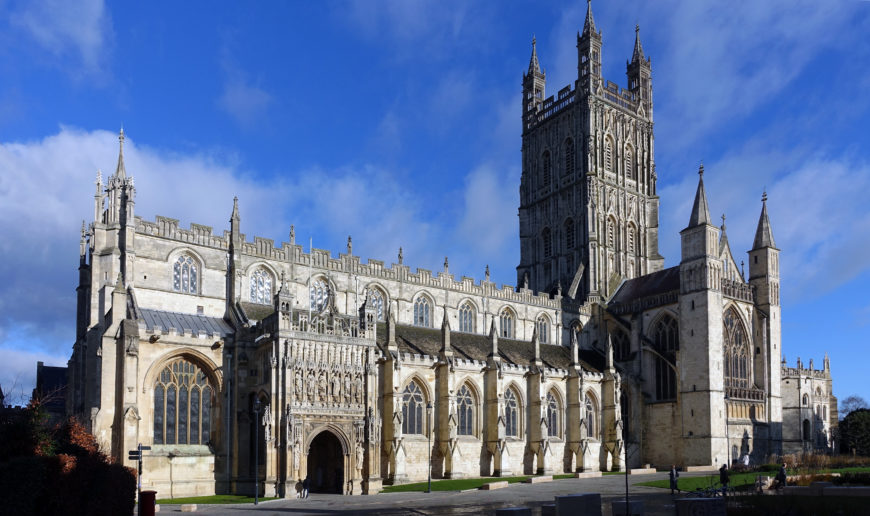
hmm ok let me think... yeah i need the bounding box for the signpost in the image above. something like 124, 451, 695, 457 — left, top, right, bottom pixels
129, 444, 151, 516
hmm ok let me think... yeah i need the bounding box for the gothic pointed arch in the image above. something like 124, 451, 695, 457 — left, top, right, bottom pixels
458, 299, 477, 333
150, 353, 220, 446
503, 384, 524, 438
171, 250, 202, 294
536, 313, 551, 344
413, 293, 433, 328
455, 380, 480, 437
364, 283, 388, 321
611, 327, 630, 361
400, 376, 430, 435
604, 135, 615, 173
624, 143, 636, 180
583, 390, 599, 440
650, 313, 678, 401
723, 306, 750, 390
545, 388, 563, 439
248, 265, 275, 304
499, 307, 516, 339
309, 275, 332, 313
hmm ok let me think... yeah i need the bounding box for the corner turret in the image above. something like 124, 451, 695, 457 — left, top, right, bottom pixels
523, 37, 547, 131
577, 0, 602, 93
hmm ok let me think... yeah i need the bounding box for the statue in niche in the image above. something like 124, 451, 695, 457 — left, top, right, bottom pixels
353, 377, 362, 403
262, 404, 273, 443
293, 441, 301, 472
294, 370, 303, 398
332, 374, 341, 400
307, 372, 316, 400
356, 442, 365, 473
344, 374, 352, 401
318, 373, 327, 400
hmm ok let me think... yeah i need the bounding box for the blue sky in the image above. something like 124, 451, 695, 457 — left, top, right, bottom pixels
0, 0, 868, 405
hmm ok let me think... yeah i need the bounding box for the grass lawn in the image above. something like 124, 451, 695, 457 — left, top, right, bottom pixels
381, 474, 576, 493
636, 466, 870, 491
154, 495, 279, 504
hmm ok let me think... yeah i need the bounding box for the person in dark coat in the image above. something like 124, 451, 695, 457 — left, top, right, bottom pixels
719, 464, 730, 494
302, 476, 310, 498
669, 465, 680, 495
774, 462, 787, 489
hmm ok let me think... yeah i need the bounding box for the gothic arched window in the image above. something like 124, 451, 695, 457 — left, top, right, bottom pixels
153, 358, 213, 445
456, 384, 475, 436
458, 302, 475, 333
802, 394, 809, 406
536, 314, 550, 344
723, 309, 749, 389
249, 268, 273, 304
585, 393, 598, 439
653, 315, 678, 400
565, 218, 575, 250
627, 225, 636, 255
625, 146, 635, 180
546, 391, 561, 438
542, 227, 552, 258
173, 254, 198, 294
309, 279, 328, 312
366, 288, 385, 321
604, 138, 613, 172
607, 218, 616, 248
413, 296, 431, 328
542, 151, 551, 188
505, 388, 520, 438
402, 381, 426, 435
499, 308, 515, 339
613, 329, 630, 361
564, 138, 575, 176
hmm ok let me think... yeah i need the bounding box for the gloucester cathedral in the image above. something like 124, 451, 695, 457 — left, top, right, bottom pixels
66, 3, 837, 498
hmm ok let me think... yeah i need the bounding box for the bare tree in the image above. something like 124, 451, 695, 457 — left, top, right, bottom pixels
839, 395, 869, 420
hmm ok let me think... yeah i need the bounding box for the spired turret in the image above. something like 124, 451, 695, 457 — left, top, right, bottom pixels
577, 0, 602, 93
522, 37, 546, 132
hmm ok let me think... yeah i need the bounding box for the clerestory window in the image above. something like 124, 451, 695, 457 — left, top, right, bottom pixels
458, 302, 475, 333
173, 254, 198, 294
249, 268, 272, 304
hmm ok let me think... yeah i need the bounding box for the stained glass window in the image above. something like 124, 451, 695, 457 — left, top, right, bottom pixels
173, 255, 198, 294
367, 288, 385, 321
250, 268, 272, 304
459, 302, 475, 333
413, 296, 431, 328
310, 279, 328, 312
653, 315, 679, 400
723, 309, 749, 389
457, 385, 475, 436
153, 358, 213, 445
585, 394, 598, 439
505, 388, 519, 438
546, 392, 560, 438
402, 381, 426, 435
537, 314, 549, 344
499, 309, 514, 339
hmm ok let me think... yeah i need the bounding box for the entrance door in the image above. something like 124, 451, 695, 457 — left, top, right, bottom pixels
307, 431, 344, 494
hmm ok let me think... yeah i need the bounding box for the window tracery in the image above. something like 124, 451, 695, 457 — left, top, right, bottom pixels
366, 288, 385, 321
249, 268, 273, 304
173, 254, 198, 294
457, 384, 475, 436
310, 279, 328, 312
153, 358, 212, 445
542, 227, 552, 258
653, 315, 678, 400
414, 296, 431, 328
565, 218, 575, 250
402, 381, 426, 435
542, 151, 551, 188
505, 388, 520, 438
458, 302, 475, 333
546, 391, 560, 438
536, 314, 549, 344
499, 308, 515, 339
625, 147, 635, 180
612, 329, 630, 361
585, 394, 598, 439
604, 138, 613, 172
564, 138, 575, 176
723, 309, 750, 389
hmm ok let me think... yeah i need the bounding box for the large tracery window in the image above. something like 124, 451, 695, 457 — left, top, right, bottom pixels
413, 296, 431, 327
499, 308, 515, 339
505, 388, 520, 438
249, 268, 273, 304
402, 381, 426, 435
546, 391, 561, 438
366, 288, 385, 321
459, 302, 475, 333
153, 358, 213, 445
309, 279, 328, 312
173, 254, 198, 294
613, 329, 630, 361
456, 384, 475, 436
585, 394, 598, 439
653, 315, 679, 401
723, 309, 750, 389
536, 314, 550, 344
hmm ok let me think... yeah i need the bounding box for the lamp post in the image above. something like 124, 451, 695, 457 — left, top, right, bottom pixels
426, 402, 433, 493
254, 398, 261, 505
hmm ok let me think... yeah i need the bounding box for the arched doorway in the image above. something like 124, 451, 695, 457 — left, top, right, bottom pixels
307, 430, 344, 494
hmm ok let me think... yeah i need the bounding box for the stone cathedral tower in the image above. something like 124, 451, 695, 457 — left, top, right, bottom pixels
518, 0, 663, 301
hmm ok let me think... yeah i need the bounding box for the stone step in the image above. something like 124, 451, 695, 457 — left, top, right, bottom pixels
180, 504, 197, 513
524, 475, 552, 484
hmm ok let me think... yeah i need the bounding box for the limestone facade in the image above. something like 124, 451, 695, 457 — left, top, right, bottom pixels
66, 2, 835, 499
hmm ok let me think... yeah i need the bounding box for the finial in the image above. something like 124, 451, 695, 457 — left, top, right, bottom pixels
721, 213, 726, 230
347, 235, 352, 255
532, 34, 536, 48
762, 190, 768, 203
81, 220, 86, 235
96, 169, 102, 184
698, 162, 704, 177
635, 24, 640, 35
740, 260, 745, 279
289, 225, 295, 244
444, 256, 449, 271
485, 264, 490, 281
398, 247, 403, 265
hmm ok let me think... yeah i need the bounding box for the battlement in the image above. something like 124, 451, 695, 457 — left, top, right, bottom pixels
781, 356, 830, 379
600, 80, 639, 112
133, 214, 561, 309
525, 84, 576, 130
721, 278, 754, 303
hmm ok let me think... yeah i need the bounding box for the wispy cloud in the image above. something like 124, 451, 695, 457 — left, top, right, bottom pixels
9, 0, 112, 76
217, 40, 274, 128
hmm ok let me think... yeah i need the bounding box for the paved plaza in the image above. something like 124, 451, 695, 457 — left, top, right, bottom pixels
155, 471, 702, 515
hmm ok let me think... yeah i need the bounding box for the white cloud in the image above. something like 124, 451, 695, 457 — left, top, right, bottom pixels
218, 80, 273, 128
10, 0, 111, 75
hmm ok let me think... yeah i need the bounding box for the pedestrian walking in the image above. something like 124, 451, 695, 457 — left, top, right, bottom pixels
302, 476, 310, 498
719, 463, 730, 495
774, 462, 787, 490
669, 464, 680, 495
